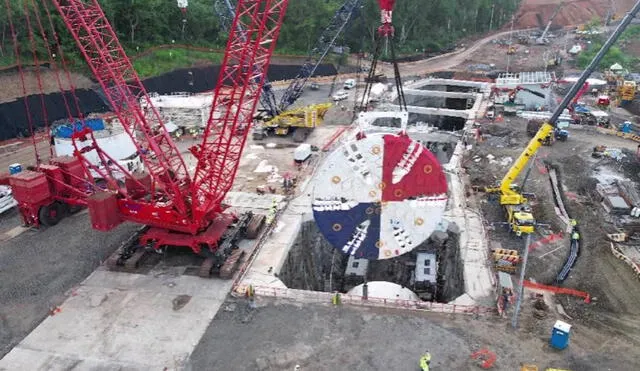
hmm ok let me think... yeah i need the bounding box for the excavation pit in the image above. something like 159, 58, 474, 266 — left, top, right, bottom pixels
403, 95, 475, 110
369, 115, 466, 132
278, 220, 464, 303
236, 77, 496, 310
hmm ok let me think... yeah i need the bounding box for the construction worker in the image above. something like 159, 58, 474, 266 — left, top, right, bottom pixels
419, 351, 431, 371
572, 230, 580, 241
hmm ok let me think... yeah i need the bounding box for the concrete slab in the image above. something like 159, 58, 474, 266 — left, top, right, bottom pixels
404, 88, 477, 99
224, 191, 285, 211
0, 269, 231, 370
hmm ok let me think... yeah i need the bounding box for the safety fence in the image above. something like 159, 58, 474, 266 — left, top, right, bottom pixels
520, 280, 590, 303
529, 232, 564, 251
321, 126, 349, 152
233, 284, 498, 316
609, 242, 640, 280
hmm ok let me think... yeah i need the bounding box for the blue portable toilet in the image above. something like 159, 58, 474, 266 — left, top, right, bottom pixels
550, 320, 572, 350
9, 163, 22, 175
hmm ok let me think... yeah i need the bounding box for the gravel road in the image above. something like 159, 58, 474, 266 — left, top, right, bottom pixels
189, 297, 639, 371
0, 211, 138, 358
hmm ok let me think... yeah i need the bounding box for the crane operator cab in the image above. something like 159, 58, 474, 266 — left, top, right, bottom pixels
506, 204, 535, 235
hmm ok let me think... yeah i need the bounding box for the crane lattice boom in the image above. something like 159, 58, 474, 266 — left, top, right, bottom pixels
191, 0, 289, 218
51, 0, 190, 213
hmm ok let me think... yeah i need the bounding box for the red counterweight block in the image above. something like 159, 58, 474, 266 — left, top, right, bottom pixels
50, 156, 86, 189
87, 191, 122, 231
39, 164, 66, 195
9, 170, 52, 205
125, 172, 152, 199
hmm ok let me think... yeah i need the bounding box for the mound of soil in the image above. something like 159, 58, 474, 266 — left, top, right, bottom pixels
512, 0, 636, 29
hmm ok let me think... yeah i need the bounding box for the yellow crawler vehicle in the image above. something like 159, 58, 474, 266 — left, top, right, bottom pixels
256, 103, 332, 142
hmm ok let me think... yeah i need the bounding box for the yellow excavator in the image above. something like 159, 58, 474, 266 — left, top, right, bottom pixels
254, 103, 332, 142
485, 1, 640, 236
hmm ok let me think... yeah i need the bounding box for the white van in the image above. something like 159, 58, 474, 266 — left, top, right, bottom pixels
343, 79, 356, 89
294, 143, 312, 163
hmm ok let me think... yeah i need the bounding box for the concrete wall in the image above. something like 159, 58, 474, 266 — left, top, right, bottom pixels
436, 231, 465, 302
279, 220, 347, 292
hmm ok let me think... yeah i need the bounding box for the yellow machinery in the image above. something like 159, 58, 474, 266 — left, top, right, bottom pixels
486, 122, 553, 235
261, 103, 332, 142
619, 80, 636, 102
485, 2, 640, 236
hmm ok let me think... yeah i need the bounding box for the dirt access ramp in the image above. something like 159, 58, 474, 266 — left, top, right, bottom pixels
512, 0, 636, 29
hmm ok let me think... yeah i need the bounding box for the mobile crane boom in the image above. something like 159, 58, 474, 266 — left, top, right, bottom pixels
494, 0, 640, 232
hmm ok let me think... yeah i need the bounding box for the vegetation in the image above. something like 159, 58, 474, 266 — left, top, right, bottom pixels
132, 48, 223, 78
576, 25, 640, 70
0, 0, 521, 76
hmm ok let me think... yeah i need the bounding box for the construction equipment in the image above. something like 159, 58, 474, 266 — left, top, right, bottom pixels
507, 85, 546, 103
257, 103, 332, 142
536, 1, 565, 44
567, 82, 590, 113
545, 51, 563, 68
218, 0, 361, 141
507, 45, 517, 55
485, 0, 640, 236
619, 80, 637, 102
217, 0, 362, 118
5, 0, 289, 274
276, 0, 362, 114
359, 0, 407, 117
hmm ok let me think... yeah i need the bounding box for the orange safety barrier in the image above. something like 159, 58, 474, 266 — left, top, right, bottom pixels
322, 126, 349, 152
521, 280, 590, 303
471, 348, 497, 369
529, 232, 564, 251
535, 158, 548, 174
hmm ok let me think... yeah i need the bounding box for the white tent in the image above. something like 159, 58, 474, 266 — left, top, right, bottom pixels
610, 63, 624, 72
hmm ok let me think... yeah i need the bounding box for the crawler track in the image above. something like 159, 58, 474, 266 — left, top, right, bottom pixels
105, 212, 267, 279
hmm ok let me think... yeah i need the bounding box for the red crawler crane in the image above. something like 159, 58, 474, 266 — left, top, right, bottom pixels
6, 0, 289, 274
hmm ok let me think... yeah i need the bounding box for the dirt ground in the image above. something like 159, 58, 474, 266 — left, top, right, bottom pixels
464, 113, 640, 358
188, 296, 640, 371
513, 0, 637, 29
0, 69, 93, 104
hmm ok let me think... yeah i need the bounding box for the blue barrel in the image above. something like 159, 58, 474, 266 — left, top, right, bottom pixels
550, 320, 572, 350
9, 163, 22, 175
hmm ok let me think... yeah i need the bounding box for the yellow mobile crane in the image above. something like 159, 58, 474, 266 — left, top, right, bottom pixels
486, 1, 640, 235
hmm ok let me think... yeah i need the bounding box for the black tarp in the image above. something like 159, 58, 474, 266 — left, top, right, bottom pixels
0, 63, 338, 141
141, 63, 338, 94
0, 89, 109, 141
